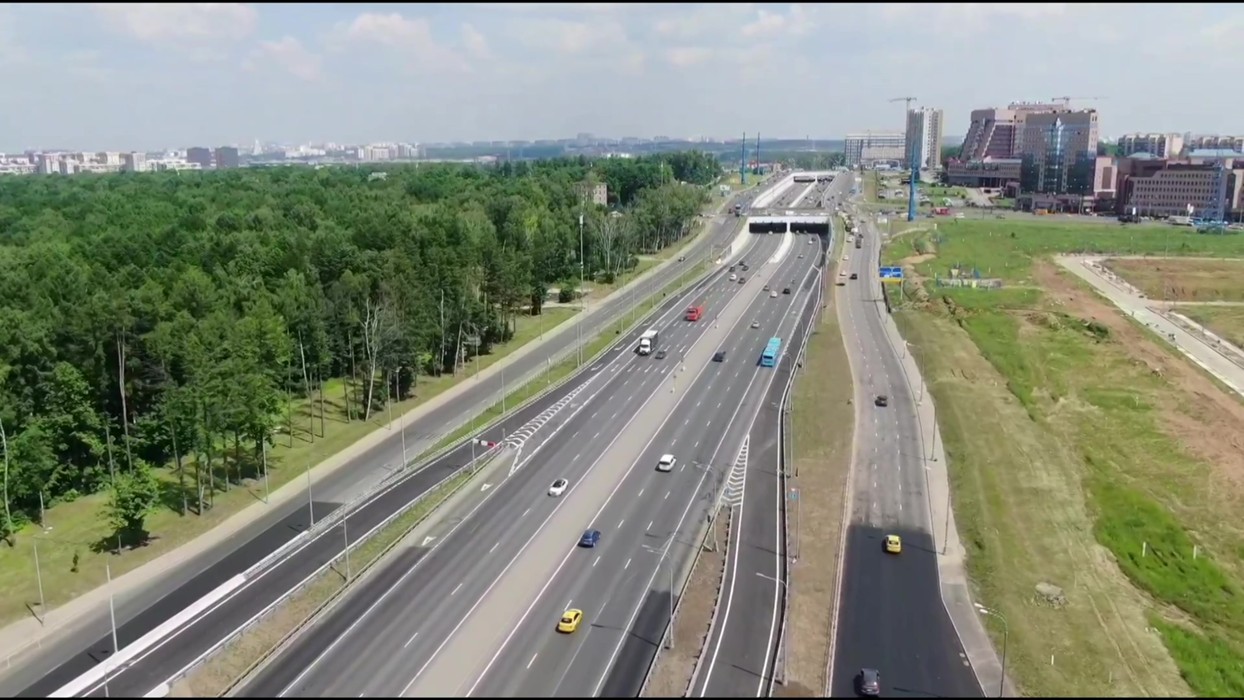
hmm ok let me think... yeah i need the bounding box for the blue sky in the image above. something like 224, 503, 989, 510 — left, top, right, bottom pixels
1, 3, 1242, 152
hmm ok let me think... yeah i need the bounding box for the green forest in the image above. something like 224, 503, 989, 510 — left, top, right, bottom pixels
0, 150, 722, 546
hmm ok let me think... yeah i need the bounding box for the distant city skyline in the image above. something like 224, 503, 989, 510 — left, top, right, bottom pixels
2, 4, 1242, 152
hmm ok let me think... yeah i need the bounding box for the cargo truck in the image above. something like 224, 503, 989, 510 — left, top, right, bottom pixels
637, 329, 659, 355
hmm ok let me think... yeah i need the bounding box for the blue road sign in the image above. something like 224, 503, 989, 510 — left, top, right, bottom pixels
879, 266, 904, 280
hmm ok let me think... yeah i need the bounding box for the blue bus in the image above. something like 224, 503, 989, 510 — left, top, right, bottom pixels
761, 337, 782, 367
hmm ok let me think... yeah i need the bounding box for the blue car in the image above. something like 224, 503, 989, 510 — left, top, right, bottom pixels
579, 529, 601, 548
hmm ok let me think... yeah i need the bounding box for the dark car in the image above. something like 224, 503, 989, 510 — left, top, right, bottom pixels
655, 348, 667, 360
738, 276, 746, 284
579, 529, 601, 548
850, 273, 859, 280
782, 287, 791, 295
874, 395, 888, 407
855, 668, 881, 696
713, 351, 727, 363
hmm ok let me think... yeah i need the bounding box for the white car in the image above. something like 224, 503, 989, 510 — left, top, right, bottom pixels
548, 478, 569, 497
843, 255, 849, 261
770, 291, 778, 298
729, 273, 737, 281
751, 320, 760, 329
839, 270, 846, 277
657, 454, 677, 472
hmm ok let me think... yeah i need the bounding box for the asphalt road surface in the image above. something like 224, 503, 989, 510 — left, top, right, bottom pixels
467, 238, 823, 698
688, 174, 850, 698
828, 213, 982, 698
19, 189, 781, 699
238, 235, 793, 697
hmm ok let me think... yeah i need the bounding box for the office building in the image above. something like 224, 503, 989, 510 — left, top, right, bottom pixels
1116, 155, 1242, 219
186, 147, 213, 169
905, 107, 944, 170
214, 147, 240, 169
1016, 109, 1100, 195
1185, 134, 1244, 153
1118, 133, 1184, 159
945, 157, 1023, 188
844, 131, 905, 167
958, 101, 1070, 161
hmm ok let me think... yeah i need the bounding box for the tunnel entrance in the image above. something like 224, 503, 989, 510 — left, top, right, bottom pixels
747, 216, 830, 235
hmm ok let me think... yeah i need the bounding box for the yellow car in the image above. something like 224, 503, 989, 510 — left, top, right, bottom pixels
557, 609, 584, 633
884, 534, 902, 554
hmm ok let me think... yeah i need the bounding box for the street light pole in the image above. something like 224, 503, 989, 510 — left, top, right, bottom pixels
644, 534, 678, 650
975, 604, 1009, 698
578, 212, 585, 368
756, 572, 788, 686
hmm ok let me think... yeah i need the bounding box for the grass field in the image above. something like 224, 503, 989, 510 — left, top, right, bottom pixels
0, 305, 580, 629
1103, 257, 1244, 302
1176, 305, 1244, 349
721, 171, 768, 192
883, 219, 1244, 284
781, 243, 854, 697
883, 219, 1244, 696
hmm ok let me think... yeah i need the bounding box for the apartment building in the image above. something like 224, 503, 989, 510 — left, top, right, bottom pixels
905, 107, 945, 170
1118, 133, 1184, 158
1016, 109, 1100, 195
1185, 134, 1244, 153
844, 131, 905, 167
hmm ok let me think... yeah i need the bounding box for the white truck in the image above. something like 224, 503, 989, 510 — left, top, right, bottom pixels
637, 329, 659, 355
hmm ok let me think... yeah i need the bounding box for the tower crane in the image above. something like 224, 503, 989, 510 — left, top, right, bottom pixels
888, 97, 919, 221
1051, 95, 1106, 106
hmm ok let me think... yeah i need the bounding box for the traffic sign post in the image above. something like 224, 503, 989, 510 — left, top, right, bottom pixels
878, 266, 904, 283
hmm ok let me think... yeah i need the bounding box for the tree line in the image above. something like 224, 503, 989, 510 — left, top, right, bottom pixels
0, 152, 719, 545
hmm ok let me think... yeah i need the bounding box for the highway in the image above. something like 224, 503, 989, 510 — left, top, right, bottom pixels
465, 236, 823, 698
828, 206, 983, 698
16, 182, 788, 699
236, 233, 803, 697
688, 174, 849, 698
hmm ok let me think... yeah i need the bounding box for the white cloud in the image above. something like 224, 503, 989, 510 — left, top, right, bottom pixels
461, 23, 491, 61
511, 18, 629, 55
664, 46, 715, 68
251, 37, 321, 81
92, 3, 257, 46
471, 3, 643, 14
742, 4, 813, 40
335, 12, 469, 73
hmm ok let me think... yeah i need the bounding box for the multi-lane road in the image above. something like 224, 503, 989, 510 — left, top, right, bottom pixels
687, 174, 850, 698
239, 224, 825, 697
828, 203, 983, 697
10, 180, 792, 698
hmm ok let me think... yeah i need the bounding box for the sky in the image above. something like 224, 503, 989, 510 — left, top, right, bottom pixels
1, 3, 1242, 152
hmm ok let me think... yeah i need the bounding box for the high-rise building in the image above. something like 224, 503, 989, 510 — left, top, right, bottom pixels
214, 147, 240, 169
1016, 109, 1100, 195
1118, 133, 1184, 158
844, 131, 905, 167
186, 147, 213, 169
905, 107, 944, 170
958, 101, 1071, 161
121, 152, 147, 172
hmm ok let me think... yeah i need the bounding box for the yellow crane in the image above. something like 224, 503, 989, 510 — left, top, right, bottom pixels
888, 96, 917, 112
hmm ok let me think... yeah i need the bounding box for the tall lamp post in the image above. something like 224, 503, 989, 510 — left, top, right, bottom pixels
756, 572, 788, 686
578, 212, 585, 367
975, 603, 1009, 698
642, 533, 678, 650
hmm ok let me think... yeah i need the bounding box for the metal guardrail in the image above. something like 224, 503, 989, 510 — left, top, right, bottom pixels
216, 447, 510, 697
679, 505, 734, 698
149, 231, 750, 698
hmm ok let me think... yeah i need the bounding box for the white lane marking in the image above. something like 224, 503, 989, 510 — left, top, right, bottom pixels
665, 490, 671, 499
593, 556, 600, 567
451, 583, 463, 596
489, 541, 499, 554
637, 488, 644, 498
625, 558, 632, 570
647, 520, 654, 531
618, 519, 625, 528
403, 631, 420, 649
522, 508, 531, 518
527, 653, 539, 670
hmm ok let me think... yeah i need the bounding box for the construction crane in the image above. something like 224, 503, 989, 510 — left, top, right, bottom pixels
1051, 95, 1106, 106
888, 96, 917, 112
888, 97, 919, 221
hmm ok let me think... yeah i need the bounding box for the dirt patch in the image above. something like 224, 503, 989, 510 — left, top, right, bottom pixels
899, 253, 936, 267
1036, 260, 1244, 494
1102, 258, 1244, 302
643, 512, 731, 697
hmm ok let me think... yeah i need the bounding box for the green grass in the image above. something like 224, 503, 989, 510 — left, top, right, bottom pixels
419, 259, 711, 460
885, 219, 1244, 284
720, 171, 768, 192
879, 219, 1244, 695
0, 306, 577, 630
